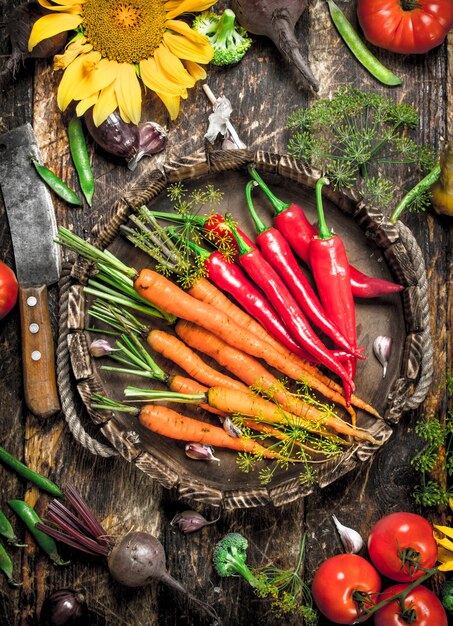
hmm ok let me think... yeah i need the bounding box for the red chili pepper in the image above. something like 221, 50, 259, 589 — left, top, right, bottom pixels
245, 181, 365, 359
248, 166, 404, 298
309, 178, 358, 380
228, 221, 355, 402
178, 236, 316, 362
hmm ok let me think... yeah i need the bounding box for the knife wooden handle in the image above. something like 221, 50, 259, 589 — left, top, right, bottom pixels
18, 286, 60, 418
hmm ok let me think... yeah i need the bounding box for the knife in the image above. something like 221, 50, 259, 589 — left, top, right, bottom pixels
0, 123, 61, 418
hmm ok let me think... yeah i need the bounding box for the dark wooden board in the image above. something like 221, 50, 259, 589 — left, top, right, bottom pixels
0, 0, 451, 624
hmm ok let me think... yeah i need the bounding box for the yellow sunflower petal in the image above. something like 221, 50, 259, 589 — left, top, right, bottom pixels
155, 92, 181, 120
140, 58, 185, 96
93, 83, 118, 126
434, 525, 453, 540
38, 0, 83, 6
37, 0, 82, 12
28, 12, 82, 51
163, 30, 213, 64
164, 0, 217, 20
54, 41, 93, 70
438, 561, 453, 571
115, 63, 142, 126
57, 50, 102, 110
75, 94, 98, 117
77, 57, 119, 101
184, 60, 206, 81
166, 19, 214, 47
155, 45, 195, 89
449, 497, 453, 511
436, 536, 453, 552
118, 105, 132, 125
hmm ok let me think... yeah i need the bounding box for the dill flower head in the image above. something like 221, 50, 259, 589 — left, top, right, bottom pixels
28, 0, 217, 125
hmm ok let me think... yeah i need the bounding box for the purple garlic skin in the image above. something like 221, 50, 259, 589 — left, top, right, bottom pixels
84, 109, 167, 170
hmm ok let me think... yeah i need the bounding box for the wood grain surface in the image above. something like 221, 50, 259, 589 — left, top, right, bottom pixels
0, 0, 452, 624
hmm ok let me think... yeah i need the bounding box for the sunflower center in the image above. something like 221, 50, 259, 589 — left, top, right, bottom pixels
82, 0, 166, 64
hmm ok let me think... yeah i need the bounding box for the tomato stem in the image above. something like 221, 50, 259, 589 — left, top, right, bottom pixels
400, 0, 421, 10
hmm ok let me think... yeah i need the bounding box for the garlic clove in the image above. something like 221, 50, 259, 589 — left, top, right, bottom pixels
332, 514, 364, 554
373, 335, 393, 378
89, 339, 119, 358
170, 510, 220, 534
185, 443, 220, 462
221, 416, 242, 438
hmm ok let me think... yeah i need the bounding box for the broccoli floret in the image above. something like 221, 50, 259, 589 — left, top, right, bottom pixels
212, 532, 268, 594
193, 9, 252, 66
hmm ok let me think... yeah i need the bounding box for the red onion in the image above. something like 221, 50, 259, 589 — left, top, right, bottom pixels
84, 109, 167, 171
39, 589, 87, 626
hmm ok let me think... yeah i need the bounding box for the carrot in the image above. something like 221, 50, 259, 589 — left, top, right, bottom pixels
203, 387, 379, 444
168, 375, 226, 417
188, 277, 380, 419
147, 329, 249, 393
175, 320, 357, 433
134, 269, 355, 404
138, 404, 282, 459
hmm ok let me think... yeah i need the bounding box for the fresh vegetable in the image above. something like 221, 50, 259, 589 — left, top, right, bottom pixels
332, 514, 364, 554
84, 109, 167, 171
227, 220, 355, 403
231, 0, 319, 91
286, 86, 436, 206
93, 394, 285, 458
0, 510, 26, 547
431, 143, 453, 217
192, 9, 252, 66
8, 500, 68, 565
374, 583, 448, 626
170, 510, 220, 534
0, 445, 62, 497
39, 589, 88, 626
31, 158, 82, 207
36, 485, 218, 622
367, 512, 438, 581
309, 178, 358, 380
440, 579, 453, 611
249, 166, 405, 298
212, 532, 269, 593
373, 335, 393, 378
311, 553, 381, 624
390, 163, 441, 223
185, 443, 220, 461
67, 117, 94, 206
357, 0, 453, 55
326, 0, 402, 86
0, 2, 67, 86
245, 180, 361, 356
0, 541, 20, 586
0, 260, 18, 320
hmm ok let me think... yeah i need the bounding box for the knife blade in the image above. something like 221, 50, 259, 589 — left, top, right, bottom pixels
0, 123, 61, 418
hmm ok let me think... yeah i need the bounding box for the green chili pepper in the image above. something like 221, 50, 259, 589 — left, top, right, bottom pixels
68, 116, 95, 206
31, 157, 82, 206
390, 163, 442, 224
0, 541, 21, 586
0, 445, 62, 497
0, 510, 26, 547
326, 0, 402, 87
8, 500, 69, 565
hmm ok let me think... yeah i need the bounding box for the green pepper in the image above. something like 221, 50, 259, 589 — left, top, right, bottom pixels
0, 445, 62, 497
31, 157, 82, 206
0, 541, 21, 586
68, 116, 95, 206
8, 500, 69, 565
0, 510, 26, 547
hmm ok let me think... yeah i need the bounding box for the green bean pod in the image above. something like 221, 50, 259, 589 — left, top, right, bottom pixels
326, 0, 402, 87
8, 500, 69, 565
31, 157, 82, 206
0, 541, 21, 586
0, 511, 27, 547
0, 445, 62, 497
68, 116, 95, 206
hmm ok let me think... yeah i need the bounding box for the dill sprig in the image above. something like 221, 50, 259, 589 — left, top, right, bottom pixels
287, 86, 436, 211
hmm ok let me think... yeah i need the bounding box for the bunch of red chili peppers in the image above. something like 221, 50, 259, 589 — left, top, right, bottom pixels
161, 166, 403, 404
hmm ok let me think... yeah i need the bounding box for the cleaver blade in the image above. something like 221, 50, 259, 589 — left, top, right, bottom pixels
0, 123, 61, 418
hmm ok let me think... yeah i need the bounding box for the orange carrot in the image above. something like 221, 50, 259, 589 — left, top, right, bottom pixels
134, 269, 356, 404
147, 328, 248, 393
138, 404, 282, 458
168, 375, 226, 417
188, 277, 379, 419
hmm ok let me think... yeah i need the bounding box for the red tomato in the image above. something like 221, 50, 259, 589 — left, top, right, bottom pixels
368, 512, 437, 582
374, 583, 448, 626
357, 0, 453, 55
311, 553, 381, 624
0, 260, 18, 320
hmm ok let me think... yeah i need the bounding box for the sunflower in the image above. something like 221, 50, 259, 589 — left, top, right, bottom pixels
28, 0, 217, 125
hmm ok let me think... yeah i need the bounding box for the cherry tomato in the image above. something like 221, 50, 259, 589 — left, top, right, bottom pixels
374, 583, 448, 626
0, 260, 18, 320
311, 553, 381, 624
357, 0, 453, 55
368, 512, 437, 582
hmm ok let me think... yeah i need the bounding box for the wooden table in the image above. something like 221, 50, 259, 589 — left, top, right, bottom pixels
0, 1, 452, 624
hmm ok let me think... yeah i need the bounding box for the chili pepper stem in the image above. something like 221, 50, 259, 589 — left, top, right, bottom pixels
245, 180, 268, 233
390, 164, 441, 224
314, 177, 332, 239
248, 166, 290, 214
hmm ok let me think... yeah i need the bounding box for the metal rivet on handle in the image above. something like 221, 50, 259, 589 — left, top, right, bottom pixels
31, 351, 41, 361
27, 296, 38, 307
29, 323, 39, 334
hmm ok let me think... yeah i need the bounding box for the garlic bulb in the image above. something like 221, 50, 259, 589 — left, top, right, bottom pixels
185, 443, 220, 462
332, 514, 364, 553
373, 335, 393, 378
